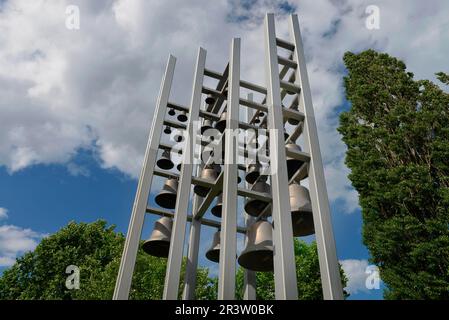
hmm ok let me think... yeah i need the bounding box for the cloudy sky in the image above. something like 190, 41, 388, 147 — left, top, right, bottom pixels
0, 0, 448, 300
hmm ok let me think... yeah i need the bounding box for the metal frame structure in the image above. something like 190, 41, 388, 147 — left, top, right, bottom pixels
113, 13, 343, 301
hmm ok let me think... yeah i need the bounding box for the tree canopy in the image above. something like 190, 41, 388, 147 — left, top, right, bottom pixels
0, 220, 347, 300
338, 49, 449, 299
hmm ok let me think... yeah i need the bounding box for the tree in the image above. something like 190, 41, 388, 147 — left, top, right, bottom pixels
338, 50, 449, 299
0, 221, 347, 300
0, 220, 215, 300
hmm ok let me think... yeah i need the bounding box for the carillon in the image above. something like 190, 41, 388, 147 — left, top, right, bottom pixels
114, 14, 343, 302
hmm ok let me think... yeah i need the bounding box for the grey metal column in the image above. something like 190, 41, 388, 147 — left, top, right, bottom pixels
264, 13, 298, 300
218, 38, 240, 300
289, 14, 343, 300
163, 48, 207, 299
243, 93, 256, 301
182, 164, 203, 300
113, 55, 177, 300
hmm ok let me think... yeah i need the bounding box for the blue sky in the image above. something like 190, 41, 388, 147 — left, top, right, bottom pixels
1, 0, 448, 300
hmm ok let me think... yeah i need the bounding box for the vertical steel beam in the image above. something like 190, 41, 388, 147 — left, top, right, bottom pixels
243, 93, 256, 301
113, 55, 177, 300
163, 48, 207, 299
264, 13, 298, 300
182, 165, 203, 300
289, 14, 343, 300
218, 38, 240, 300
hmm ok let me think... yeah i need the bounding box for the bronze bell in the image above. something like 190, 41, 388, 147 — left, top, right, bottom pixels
155, 178, 178, 209
244, 180, 271, 217
238, 220, 273, 272
176, 163, 182, 171
142, 216, 173, 257
156, 149, 174, 170
215, 111, 227, 133
168, 108, 176, 116
205, 94, 216, 105
177, 110, 188, 122
245, 162, 262, 184
205, 230, 221, 263
286, 143, 304, 179
211, 193, 223, 217
193, 164, 218, 197
164, 126, 172, 135
201, 119, 214, 135
289, 182, 314, 237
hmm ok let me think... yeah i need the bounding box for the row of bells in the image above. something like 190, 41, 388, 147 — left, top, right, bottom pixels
145, 181, 314, 272
155, 141, 305, 182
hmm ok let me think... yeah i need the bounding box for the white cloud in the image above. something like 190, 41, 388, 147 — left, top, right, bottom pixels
340, 258, 381, 294
0, 224, 46, 267
0, 0, 448, 214
0, 208, 8, 220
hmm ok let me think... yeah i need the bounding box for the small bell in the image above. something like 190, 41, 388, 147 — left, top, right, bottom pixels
155, 178, 178, 209
245, 162, 261, 184
205, 230, 221, 263
164, 126, 172, 135
193, 164, 219, 197
215, 111, 227, 133
177, 110, 188, 123
289, 182, 314, 237
156, 149, 174, 170
238, 220, 273, 272
168, 108, 176, 116
244, 180, 271, 217
201, 119, 214, 135
286, 143, 304, 179
142, 217, 173, 258
205, 94, 216, 105
211, 193, 223, 218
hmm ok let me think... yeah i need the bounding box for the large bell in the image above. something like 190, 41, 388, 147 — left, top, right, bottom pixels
244, 180, 271, 217
205, 230, 221, 263
245, 162, 261, 184
238, 220, 273, 272
201, 119, 214, 135
211, 193, 223, 217
215, 111, 227, 133
156, 149, 174, 170
142, 217, 173, 257
205, 94, 216, 105
193, 164, 219, 197
177, 110, 188, 122
155, 178, 178, 209
289, 183, 314, 237
286, 143, 304, 179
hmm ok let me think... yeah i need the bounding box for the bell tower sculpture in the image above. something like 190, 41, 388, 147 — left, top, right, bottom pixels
113, 13, 344, 300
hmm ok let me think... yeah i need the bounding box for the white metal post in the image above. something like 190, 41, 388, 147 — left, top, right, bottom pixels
289, 14, 343, 300
163, 48, 207, 299
264, 13, 298, 300
182, 165, 203, 300
218, 38, 240, 300
243, 93, 256, 301
113, 55, 177, 300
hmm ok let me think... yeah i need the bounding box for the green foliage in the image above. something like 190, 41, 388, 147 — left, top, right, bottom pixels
0, 222, 347, 300
0, 220, 214, 300
338, 50, 449, 299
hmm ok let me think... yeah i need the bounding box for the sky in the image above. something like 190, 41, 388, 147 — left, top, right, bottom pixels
0, 0, 448, 300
